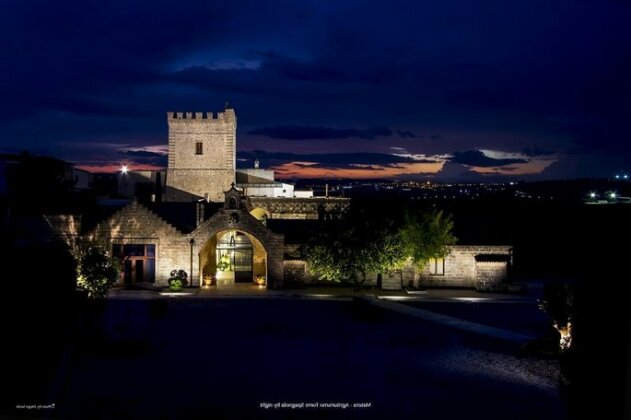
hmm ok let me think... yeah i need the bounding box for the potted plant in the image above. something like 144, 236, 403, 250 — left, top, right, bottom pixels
202, 274, 214, 287
168, 269, 188, 292
255, 274, 266, 286
217, 254, 230, 272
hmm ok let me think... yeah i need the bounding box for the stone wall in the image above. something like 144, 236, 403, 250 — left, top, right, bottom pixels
44, 214, 82, 249
166, 169, 234, 202
236, 169, 275, 183
165, 110, 236, 202
248, 197, 350, 220
285, 245, 511, 291
85, 201, 510, 292
418, 245, 512, 289
87, 200, 285, 289
475, 261, 508, 292
88, 201, 191, 286
283, 260, 308, 283
381, 271, 402, 290
190, 208, 285, 289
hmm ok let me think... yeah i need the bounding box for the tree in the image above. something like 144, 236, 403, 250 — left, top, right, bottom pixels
6, 152, 77, 214
302, 208, 456, 289
302, 217, 406, 288
399, 209, 457, 270
76, 243, 120, 298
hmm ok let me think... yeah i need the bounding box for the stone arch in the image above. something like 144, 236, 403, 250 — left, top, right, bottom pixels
199, 229, 267, 286
249, 207, 270, 222
189, 208, 284, 288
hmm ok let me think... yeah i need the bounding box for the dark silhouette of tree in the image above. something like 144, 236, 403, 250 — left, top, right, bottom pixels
6, 152, 77, 213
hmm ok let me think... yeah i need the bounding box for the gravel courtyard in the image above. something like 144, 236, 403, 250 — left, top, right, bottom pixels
57, 297, 564, 419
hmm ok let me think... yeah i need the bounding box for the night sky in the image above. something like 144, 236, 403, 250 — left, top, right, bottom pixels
1, 0, 630, 180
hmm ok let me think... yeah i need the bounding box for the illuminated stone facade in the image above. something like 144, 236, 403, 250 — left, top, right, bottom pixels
86, 187, 285, 289
416, 246, 512, 290
248, 197, 350, 220
165, 110, 236, 202
47, 105, 510, 292
284, 245, 512, 291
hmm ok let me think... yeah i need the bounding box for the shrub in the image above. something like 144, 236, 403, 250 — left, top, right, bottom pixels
168, 269, 188, 291
76, 244, 120, 299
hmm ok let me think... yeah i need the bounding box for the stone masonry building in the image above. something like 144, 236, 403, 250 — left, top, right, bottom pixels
48, 106, 512, 291
165, 109, 236, 202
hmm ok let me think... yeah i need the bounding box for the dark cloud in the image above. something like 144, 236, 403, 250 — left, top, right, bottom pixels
522, 146, 554, 157
118, 149, 167, 166
119, 150, 165, 158
0, 1, 629, 179
257, 52, 353, 83
451, 150, 528, 167
396, 130, 416, 138
434, 162, 482, 182
237, 150, 437, 169
248, 126, 393, 140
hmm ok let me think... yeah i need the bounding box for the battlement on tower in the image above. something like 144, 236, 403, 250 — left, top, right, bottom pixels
167, 109, 236, 124
165, 106, 237, 203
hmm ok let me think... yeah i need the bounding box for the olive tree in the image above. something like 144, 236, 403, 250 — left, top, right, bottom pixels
302, 218, 406, 288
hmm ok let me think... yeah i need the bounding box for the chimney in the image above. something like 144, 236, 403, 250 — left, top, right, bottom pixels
325, 183, 329, 198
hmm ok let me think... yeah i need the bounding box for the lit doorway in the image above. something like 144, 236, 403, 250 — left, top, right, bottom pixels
216, 231, 253, 283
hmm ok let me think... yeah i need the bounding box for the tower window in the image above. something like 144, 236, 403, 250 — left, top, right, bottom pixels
195, 142, 203, 155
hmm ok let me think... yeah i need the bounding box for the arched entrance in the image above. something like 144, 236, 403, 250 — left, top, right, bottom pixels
199, 229, 267, 286
217, 231, 253, 283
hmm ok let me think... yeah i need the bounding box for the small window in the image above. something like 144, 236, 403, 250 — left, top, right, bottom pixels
429, 258, 445, 276
195, 142, 203, 155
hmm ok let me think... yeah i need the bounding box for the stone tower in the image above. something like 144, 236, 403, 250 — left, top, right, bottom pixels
165, 108, 236, 202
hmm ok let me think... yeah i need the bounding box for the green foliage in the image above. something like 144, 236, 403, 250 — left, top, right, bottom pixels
168, 279, 183, 291
302, 208, 457, 286
399, 209, 457, 269
302, 217, 406, 286
168, 269, 188, 291
217, 254, 231, 271
76, 243, 120, 299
